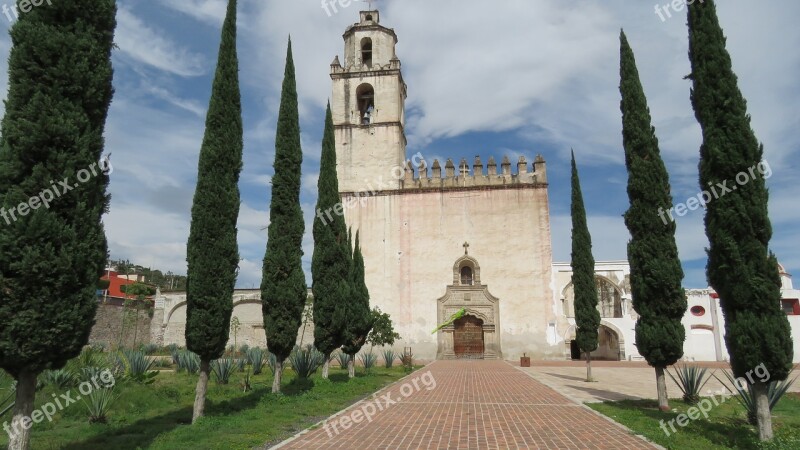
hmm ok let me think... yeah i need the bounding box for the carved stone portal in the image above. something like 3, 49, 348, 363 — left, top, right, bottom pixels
436, 254, 502, 359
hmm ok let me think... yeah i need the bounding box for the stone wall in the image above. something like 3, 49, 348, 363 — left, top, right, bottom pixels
89, 303, 152, 349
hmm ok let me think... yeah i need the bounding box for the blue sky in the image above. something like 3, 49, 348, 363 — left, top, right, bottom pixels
0, 0, 797, 289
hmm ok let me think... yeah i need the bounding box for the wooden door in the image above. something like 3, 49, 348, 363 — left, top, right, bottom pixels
453, 315, 484, 358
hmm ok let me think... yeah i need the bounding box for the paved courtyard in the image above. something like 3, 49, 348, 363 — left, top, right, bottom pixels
518, 361, 800, 404
272, 360, 656, 449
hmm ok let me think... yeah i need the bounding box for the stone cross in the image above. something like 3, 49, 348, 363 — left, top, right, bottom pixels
361, 0, 377, 10
463, 241, 469, 255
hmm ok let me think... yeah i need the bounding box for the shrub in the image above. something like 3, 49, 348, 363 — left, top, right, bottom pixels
140, 343, 159, 355
359, 352, 377, 374
667, 364, 712, 405
400, 348, 413, 374
335, 351, 350, 370
122, 350, 158, 384
382, 349, 396, 369
267, 351, 278, 376
247, 348, 266, 375
715, 370, 797, 425
42, 369, 78, 389
212, 358, 235, 384
71, 347, 105, 370
83, 386, 117, 424
289, 347, 324, 378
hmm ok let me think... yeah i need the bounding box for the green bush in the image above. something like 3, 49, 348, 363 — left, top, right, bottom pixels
715, 370, 797, 425
122, 350, 158, 384
42, 369, 78, 389
212, 358, 235, 384
83, 386, 117, 424
359, 353, 377, 374
400, 348, 413, 374
289, 347, 324, 378
382, 349, 396, 369
668, 364, 712, 405
247, 348, 266, 375
140, 343, 159, 355
335, 351, 350, 370
176, 350, 200, 375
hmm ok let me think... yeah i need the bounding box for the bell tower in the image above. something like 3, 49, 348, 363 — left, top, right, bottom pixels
330, 10, 407, 193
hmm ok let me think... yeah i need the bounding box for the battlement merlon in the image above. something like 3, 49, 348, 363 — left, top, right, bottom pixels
399, 154, 547, 190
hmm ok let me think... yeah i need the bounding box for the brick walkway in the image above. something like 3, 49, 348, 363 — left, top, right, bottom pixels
272, 360, 656, 449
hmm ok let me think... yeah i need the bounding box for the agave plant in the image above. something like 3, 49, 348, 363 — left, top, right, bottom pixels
176, 350, 200, 375
212, 358, 235, 384
715, 370, 797, 425
122, 349, 158, 384
42, 369, 79, 389
289, 347, 325, 378
359, 353, 378, 374
382, 349, 396, 369
247, 348, 266, 375
239, 344, 250, 356
335, 351, 351, 370
267, 351, 278, 376
667, 364, 712, 405
83, 386, 117, 424
69, 347, 105, 370
140, 343, 159, 355
400, 348, 414, 374
234, 358, 247, 372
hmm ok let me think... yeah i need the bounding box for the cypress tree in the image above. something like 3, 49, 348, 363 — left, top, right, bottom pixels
688, 0, 792, 440
262, 39, 307, 394
312, 103, 350, 379
570, 151, 600, 382
0, 1, 116, 448
185, 0, 242, 423
342, 230, 373, 378
619, 30, 686, 411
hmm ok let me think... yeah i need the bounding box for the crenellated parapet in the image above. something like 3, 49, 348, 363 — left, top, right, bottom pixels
400, 154, 547, 190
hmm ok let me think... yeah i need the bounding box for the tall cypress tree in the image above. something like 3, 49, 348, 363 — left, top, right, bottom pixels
312, 103, 350, 379
688, 0, 792, 440
570, 151, 600, 382
185, 0, 242, 423
262, 39, 307, 394
342, 230, 372, 378
0, 1, 116, 448
619, 30, 686, 411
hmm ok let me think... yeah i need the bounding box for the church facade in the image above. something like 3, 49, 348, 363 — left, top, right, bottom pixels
330, 11, 556, 361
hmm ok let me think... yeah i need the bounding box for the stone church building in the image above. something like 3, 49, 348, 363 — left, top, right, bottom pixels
145, 10, 800, 364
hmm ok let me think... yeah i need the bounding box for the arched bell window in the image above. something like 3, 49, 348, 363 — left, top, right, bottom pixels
356, 83, 375, 125
361, 37, 372, 67
460, 266, 474, 286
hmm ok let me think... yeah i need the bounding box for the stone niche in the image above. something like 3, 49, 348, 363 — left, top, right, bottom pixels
436, 254, 502, 359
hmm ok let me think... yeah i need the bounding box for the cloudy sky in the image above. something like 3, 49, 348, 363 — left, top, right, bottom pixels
0, 0, 797, 289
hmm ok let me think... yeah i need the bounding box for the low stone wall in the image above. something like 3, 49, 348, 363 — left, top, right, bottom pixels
89, 303, 153, 349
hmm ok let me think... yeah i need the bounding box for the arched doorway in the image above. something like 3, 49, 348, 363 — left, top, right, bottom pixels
453, 315, 484, 359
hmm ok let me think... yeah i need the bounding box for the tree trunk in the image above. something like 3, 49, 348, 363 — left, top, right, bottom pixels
322, 359, 329, 379
752, 381, 774, 441
192, 358, 210, 423
585, 351, 593, 382
655, 366, 669, 411
348, 357, 355, 378
272, 361, 283, 393
8, 371, 37, 450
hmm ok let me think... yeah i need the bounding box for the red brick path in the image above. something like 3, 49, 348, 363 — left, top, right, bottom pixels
273, 360, 656, 449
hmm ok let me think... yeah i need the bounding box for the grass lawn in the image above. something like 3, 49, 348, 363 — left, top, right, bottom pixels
0, 364, 414, 449
588, 393, 800, 450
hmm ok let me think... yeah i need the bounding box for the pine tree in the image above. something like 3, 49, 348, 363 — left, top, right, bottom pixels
0, 1, 116, 448
185, 0, 242, 423
262, 39, 307, 394
570, 151, 600, 382
342, 231, 373, 378
688, 0, 792, 440
312, 103, 350, 379
619, 30, 686, 411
